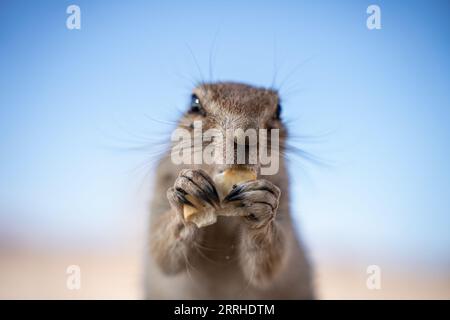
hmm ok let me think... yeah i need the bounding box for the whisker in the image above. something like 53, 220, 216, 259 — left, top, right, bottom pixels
276, 55, 316, 92
208, 28, 221, 82
185, 43, 206, 86
284, 144, 331, 167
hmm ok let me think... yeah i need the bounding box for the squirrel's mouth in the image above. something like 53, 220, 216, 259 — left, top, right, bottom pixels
215, 164, 259, 178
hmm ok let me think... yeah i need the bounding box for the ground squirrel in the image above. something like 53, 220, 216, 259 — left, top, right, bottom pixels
145, 82, 314, 299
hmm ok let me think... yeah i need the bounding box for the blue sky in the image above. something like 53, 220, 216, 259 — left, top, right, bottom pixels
0, 0, 449, 267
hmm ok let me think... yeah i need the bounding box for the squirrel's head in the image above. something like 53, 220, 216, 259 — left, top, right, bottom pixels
174, 82, 286, 176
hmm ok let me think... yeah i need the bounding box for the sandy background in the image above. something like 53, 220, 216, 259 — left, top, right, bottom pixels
1, 244, 448, 299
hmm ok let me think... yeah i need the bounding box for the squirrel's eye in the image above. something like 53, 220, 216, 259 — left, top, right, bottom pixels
189, 94, 204, 114
275, 104, 282, 120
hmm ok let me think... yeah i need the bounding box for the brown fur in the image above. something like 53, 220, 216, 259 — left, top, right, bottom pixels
145, 82, 314, 299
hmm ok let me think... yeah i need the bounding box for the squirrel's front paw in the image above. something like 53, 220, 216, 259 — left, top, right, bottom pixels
167, 169, 220, 227
223, 179, 281, 229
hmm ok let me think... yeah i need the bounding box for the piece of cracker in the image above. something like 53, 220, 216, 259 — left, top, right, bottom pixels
183, 194, 217, 228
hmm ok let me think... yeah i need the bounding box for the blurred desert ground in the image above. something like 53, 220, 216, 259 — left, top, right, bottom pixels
1, 242, 449, 299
